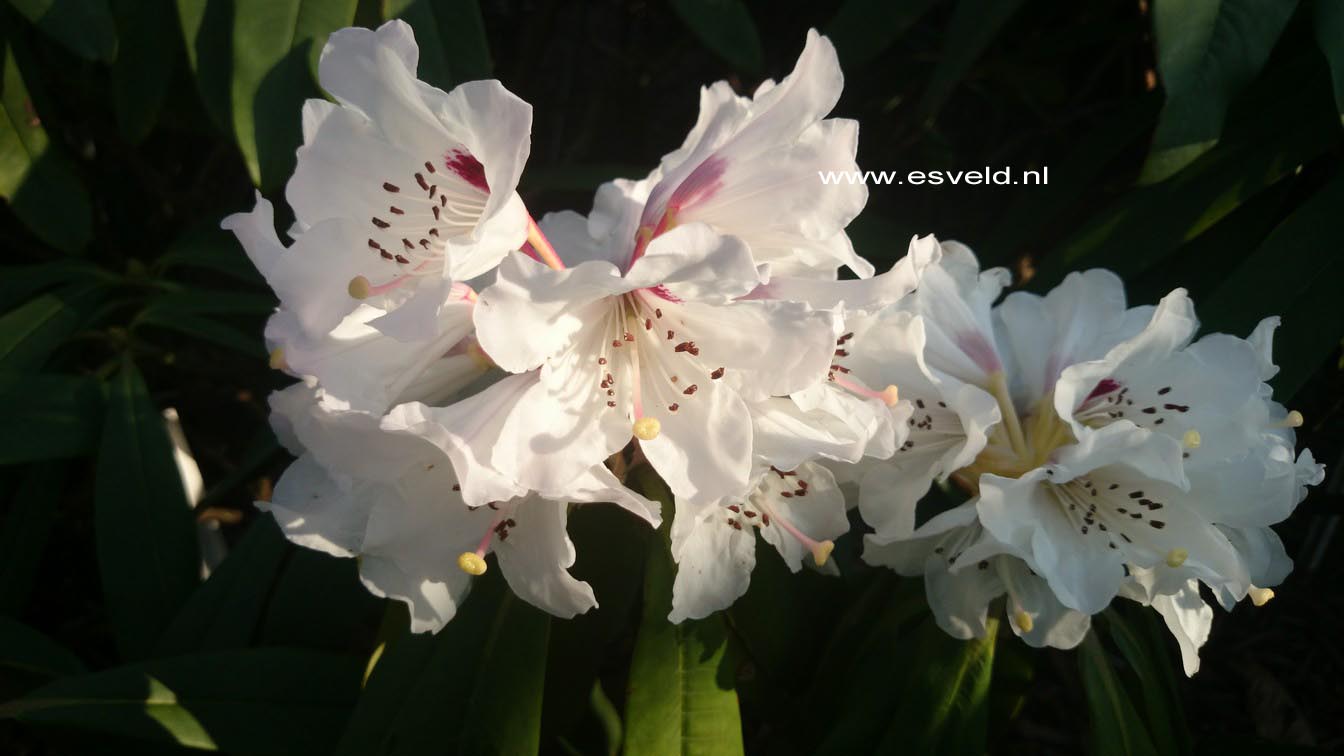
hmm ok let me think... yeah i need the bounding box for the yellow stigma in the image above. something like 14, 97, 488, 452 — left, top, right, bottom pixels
1182, 429, 1201, 449
1015, 610, 1034, 633
347, 276, 371, 300
1282, 410, 1304, 428
456, 551, 487, 576
811, 540, 835, 567
632, 417, 661, 441
1166, 547, 1189, 568
1249, 586, 1275, 606
268, 347, 287, 371
880, 384, 900, 406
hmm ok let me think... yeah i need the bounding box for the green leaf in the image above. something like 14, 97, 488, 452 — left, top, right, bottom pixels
95, 360, 201, 660
143, 289, 276, 316
0, 647, 363, 755
623, 469, 744, 756
1039, 51, 1340, 287
544, 504, 653, 747
1104, 609, 1190, 756
0, 616, 85, 679
0, 259, 112, 311
872, 618, 997, 755
1078, 632, 1160, 756
669, 0, 762, 75
177, 0, 358, 189
0, 39, 93, 252
1314, 0, 1344, 121
381, 0, 492, 89
0, 283, 105, 370
109, 0, 178, 143
5, 0, 118, 62
0, 372, 102, 463
255, 548, 383, 653
1199, 173, 1344, 398
335, 571, 551, 756
917, 0, 1027, 119
0, 462, 65, 615
135, 306, 265, 357
1140, 0, 1298, 183
155, 221, 266, 286
824, 0, 941, 69
154, 516, 291, 656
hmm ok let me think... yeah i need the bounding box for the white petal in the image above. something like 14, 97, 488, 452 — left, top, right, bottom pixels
669, 507, 756, 622
757, 462, 849, 571
998, 558, 1092, 649
474, 253, 630, 372
625, 223, 762, 303
494, 499, 598, 618
1149, 581, 1212, 677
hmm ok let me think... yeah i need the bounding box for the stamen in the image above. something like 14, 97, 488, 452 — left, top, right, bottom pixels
1277, 410, 1304, 428
267, 347, 287, 370
525, 216, 566, 270
830, 374, 901, 406
1182, 429, 1201, 449
633, 417, 661, 441
457, 522, 496, 575
1165, 548, 1188, 568
1249, 587, 1275, 606
348, 276, 371, 299
766, 507, 834, 566
457, 551, 487, 575
1014, 610, 1034, 633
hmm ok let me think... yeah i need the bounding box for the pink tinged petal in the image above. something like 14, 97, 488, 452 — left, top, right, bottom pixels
431, 79, 533, 226
493, 498, 598, 618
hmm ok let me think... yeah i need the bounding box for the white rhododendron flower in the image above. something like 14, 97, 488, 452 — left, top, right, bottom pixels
446, 223, 840, 507
224, 19, 532, 378
618, 29, 870, 279
857, 247, 1323, 672
266, 384, 658, 630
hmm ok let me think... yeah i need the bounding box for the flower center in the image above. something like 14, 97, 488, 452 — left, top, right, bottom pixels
348, 151, 490, 298
588, 292, 727, 441
958, 377, 1077, 487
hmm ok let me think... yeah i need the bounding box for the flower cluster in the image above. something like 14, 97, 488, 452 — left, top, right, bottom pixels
226, 21, 1321, 670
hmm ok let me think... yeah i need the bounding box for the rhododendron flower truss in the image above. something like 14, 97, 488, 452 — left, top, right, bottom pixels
223, 19, 532, 346
266, 385, 658, 631
856, 249, 1323, 673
